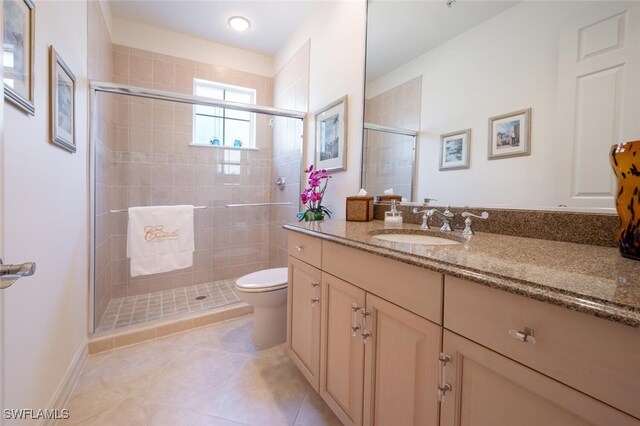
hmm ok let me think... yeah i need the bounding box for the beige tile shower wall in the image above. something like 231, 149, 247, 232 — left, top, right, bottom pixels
364, 77, 421, 200
365, 76, 421, 129
109, 45, 274, 297
89, 0, 114, 325
269, 42, 310, 268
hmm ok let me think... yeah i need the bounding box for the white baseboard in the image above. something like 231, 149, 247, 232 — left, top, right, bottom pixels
41, 341, 88, 426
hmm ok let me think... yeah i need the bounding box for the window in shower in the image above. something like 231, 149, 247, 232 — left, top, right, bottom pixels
193, 78, 257, 148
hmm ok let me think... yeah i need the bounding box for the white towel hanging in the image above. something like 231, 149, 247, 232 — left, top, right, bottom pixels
126, 205, 195, 277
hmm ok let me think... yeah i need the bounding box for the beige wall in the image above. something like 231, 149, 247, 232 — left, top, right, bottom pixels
275, 0, 367, 219
363, 77, 421, 200
3, 0, 88, 416
269, 41, 310, 268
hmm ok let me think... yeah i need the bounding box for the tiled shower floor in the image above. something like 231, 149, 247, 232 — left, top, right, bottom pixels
96, 279, 241, 333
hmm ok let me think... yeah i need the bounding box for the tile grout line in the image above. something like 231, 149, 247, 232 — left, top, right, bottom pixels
292, 388, 311, 426
197, 354, 254, 422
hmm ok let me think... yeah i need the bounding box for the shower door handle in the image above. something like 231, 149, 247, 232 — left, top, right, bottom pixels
0, 258, 36, 289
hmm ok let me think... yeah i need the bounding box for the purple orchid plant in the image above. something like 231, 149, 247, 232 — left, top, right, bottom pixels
297, 164, 332, 221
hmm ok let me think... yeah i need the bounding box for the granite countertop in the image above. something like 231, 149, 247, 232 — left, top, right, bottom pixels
283, 220, 640, 327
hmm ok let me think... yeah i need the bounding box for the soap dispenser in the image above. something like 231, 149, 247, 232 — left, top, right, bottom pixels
384, 200, 403, 228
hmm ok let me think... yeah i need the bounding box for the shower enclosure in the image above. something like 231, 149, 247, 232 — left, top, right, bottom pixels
361, 123, 417, 201
89, 82, 305, 334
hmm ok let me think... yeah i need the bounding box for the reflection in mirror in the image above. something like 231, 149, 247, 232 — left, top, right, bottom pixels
362, 123, 417, 201
363, 1, 640, 210
362, 75, 421, 201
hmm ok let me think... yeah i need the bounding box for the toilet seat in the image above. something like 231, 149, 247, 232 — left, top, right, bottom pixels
235, 267, 288, 293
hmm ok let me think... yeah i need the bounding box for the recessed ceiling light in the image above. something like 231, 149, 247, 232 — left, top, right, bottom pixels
229, 16, 250, 32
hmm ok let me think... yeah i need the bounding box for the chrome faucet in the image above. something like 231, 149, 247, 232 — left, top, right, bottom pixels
412, 206, 455, 232
429, 206, 455, 232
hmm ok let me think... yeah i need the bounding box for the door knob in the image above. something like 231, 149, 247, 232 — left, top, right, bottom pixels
1, 258, 36, 289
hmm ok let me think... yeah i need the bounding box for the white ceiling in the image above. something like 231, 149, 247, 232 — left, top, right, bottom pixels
366, 0, 520, 82
108, 0, 317, 56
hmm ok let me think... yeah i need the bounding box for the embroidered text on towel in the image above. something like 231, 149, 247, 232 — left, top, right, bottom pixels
144, 225, 180, 241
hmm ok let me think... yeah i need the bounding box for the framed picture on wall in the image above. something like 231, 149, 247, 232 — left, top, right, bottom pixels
315, 95, 347, 172
488, 108, 531, 160
3, 0, 35, 115
50, 46, 77, 153
440, 129, 471, 171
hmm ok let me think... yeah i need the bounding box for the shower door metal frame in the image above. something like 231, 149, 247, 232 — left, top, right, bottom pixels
88, 81, 307, 334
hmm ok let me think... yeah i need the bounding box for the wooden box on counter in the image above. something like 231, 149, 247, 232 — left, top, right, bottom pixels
346, 196, 374, 222
377, 195, 402, 203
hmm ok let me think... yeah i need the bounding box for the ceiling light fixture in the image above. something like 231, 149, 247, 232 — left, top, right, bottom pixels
229, 16, 251, 32
446, 0, 455, 7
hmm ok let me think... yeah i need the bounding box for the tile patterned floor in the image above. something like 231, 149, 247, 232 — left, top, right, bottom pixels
63, 315, 341, 426
97, 280, 241, 333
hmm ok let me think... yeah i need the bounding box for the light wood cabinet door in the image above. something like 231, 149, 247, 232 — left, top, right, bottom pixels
440, 330, 639, 426
287, 256, 322, 390
320, 273, 366, 426
363, 293, 441, 426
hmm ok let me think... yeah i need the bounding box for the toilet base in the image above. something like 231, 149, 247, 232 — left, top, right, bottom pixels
235, 285, 288, 347
251, 303, 287, 346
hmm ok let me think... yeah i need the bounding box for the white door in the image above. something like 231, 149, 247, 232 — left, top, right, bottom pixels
554, 2, 640, 208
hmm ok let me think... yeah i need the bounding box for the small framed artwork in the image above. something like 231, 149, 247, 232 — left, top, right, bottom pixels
3, 0, 35, 115
50, 46, 76, 153
488, 108, 531, 160
440, 129, 471, 171
315, 95, 347, 172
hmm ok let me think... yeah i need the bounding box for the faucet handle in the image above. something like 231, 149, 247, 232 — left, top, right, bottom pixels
422, 207, 454, 232
461, 211, 489, 236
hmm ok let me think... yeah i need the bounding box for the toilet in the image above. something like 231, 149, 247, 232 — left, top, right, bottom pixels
235, 267, 288, 346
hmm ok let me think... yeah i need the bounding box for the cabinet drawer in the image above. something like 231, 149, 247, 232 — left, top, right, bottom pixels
322, 241, 443, 324
287, 231, 322, 268
444, 276, 640, 419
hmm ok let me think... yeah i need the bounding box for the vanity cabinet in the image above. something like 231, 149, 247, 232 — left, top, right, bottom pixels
440, 330, 638, 426
320, 273, 366, 426
319, 273, 441, 426
286, 230, 640, 425
362, 292, 441, 425
287, 244, 322, 390
444, 276, 640, 420
318, 240, 443, 426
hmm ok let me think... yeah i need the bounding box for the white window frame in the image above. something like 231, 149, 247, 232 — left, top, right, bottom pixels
192, 78, 257, 148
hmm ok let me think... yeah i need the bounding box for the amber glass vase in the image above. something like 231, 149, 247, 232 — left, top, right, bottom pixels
610, 140, 640, 260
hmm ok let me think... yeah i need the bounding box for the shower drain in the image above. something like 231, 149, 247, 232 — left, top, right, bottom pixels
195, 295, 207, 300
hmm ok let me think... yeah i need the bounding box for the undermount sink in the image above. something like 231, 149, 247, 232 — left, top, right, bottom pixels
371, 232, 462, 246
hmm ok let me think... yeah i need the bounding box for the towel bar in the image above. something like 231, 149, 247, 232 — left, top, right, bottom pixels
109, 206, 207, 213
225, 202, 293, 207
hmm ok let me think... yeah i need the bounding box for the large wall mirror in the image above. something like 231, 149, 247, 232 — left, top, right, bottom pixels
363, 1, 640, 210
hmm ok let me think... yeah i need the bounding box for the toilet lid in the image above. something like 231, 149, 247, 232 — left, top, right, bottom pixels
235, 267, 288, 292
